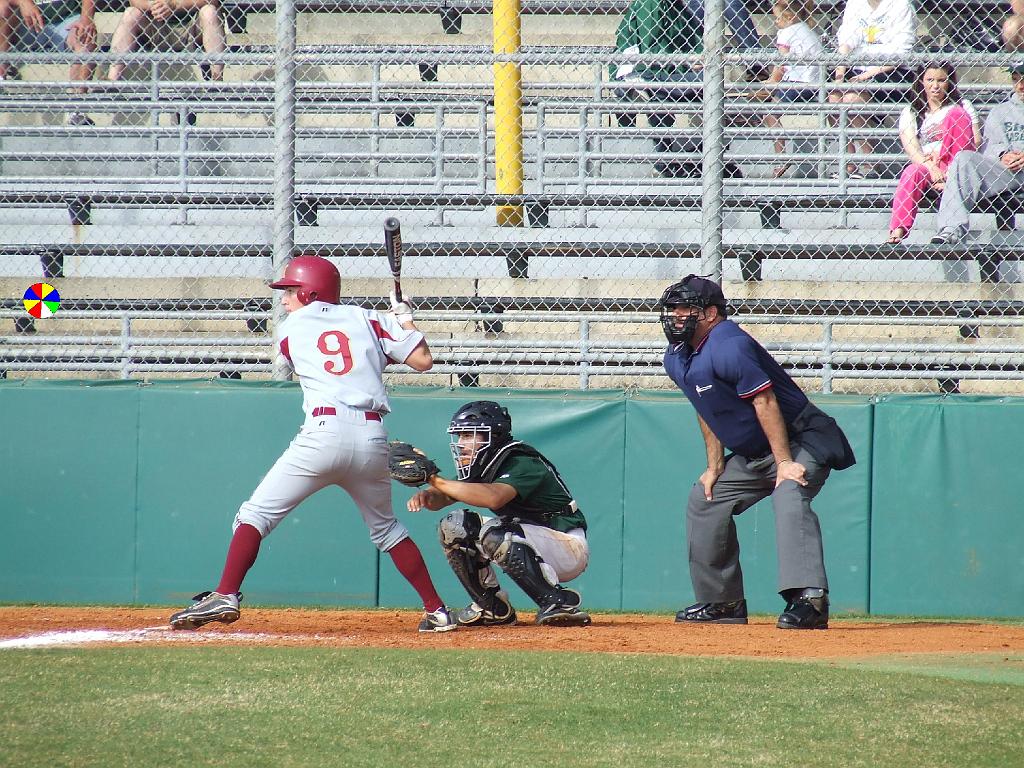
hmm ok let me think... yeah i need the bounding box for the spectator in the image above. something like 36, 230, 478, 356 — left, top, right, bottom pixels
751, 0, 823, 178
107, 0, 226, 83
829, 0, 916, 178
686, 0, 761, 52
612, 0, 704, 177
930, 64, 1024, 246
1004, 0, 1024, 51
887, 64, 981, 244
0, 0, 97, 124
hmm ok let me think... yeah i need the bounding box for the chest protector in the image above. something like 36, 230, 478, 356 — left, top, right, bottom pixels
478, 441, 582, 529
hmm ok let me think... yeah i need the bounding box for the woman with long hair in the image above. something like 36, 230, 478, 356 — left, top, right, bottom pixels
887, 63, 982, 244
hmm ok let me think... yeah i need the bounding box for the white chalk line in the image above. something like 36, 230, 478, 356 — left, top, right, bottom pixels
0, 626, 331, 649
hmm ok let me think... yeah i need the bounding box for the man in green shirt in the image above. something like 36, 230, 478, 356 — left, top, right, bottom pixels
406, 401, 591, 627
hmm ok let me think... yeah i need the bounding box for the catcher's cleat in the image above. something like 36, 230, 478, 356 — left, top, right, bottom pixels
170, 591, 242, 630
535, 595, 591, 627
418, 606, 458, 633
777, 590, 829, 630
675, 599, 748, 624
455, 596, 518, 627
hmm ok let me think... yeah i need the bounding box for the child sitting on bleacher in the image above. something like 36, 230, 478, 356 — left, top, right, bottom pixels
887, 63, 980, 244
751, 0, 823, 178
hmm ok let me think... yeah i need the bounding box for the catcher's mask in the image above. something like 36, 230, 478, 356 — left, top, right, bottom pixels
658, 274, 728, 345
447, 401, 513, 481
269, 255, 341, 305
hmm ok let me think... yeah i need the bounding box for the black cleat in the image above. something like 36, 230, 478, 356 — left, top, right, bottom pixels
777, 590, 829, 630
536, 603, 591, 626
675, 599, 748, 624
536, 588, 591, 626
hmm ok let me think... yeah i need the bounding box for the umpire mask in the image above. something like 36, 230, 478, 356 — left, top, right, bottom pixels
659, 275, 727, 345
664, 313, 699, 346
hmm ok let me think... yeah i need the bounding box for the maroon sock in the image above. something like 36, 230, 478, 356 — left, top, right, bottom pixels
216, 523, 262, 595
388, 538, 443, 612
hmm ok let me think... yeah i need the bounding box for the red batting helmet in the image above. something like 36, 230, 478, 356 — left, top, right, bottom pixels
269, 255, 341, 305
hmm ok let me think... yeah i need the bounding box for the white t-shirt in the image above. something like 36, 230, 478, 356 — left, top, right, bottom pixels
837, 0, 916, 73
898, 101, 977, 155
776, 21, 823, 85
277, 301, 424, 416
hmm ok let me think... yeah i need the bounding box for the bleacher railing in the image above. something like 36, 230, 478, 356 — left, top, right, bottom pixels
2, 0, 1023, 392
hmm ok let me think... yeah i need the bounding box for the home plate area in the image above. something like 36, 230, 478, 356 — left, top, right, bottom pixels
2, 606, 1024, 658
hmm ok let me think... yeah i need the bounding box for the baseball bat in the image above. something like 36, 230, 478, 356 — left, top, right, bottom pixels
383, 217, 403, 303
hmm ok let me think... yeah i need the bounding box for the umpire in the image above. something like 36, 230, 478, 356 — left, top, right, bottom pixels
660, 275, 855, 630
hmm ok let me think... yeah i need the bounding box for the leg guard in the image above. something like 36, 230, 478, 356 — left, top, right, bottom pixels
493, 537, 590, 626
492, 536, 579, 610
438, 510, 503, 610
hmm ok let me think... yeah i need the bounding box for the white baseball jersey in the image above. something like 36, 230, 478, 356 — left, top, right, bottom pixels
277, 301, 424, 416
233, 301, 423, 552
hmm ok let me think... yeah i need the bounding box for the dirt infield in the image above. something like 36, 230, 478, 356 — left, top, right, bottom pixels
2, 606, 1024, 657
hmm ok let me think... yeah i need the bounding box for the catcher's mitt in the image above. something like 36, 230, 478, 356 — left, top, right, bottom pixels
388, 441, 441, 487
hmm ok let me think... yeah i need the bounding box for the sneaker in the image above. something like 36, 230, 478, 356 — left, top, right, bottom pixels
830, 169, 865, 180
777, 589, 829, 630
536, 602, 592, 626
66, 112, 94, 127
169, 590, 241, 630
930, 228, 966, 245
455, 593, 517, 627
675, 599, 748, 624
418, 606, 458, 633
744, 64, 770, 82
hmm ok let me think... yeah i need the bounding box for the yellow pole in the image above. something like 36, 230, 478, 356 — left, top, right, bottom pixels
493, 0, 524, 226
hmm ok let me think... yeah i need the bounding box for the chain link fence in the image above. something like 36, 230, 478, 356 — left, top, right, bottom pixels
1, 0, 1023, 392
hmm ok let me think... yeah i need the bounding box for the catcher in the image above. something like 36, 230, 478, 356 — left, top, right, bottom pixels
389, 401, 591, 627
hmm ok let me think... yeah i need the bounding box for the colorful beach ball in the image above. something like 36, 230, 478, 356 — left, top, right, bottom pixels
23, 283, 61, 319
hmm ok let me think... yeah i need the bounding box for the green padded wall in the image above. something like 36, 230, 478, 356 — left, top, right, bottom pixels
377, 388, 626, 612
621, 392, 873, 616
870, 395, 1024, 617
2, 381, 1021, 619
135, 381, 379, 607
0, 381, 139, 603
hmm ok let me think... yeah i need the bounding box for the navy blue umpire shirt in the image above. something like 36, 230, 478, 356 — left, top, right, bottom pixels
663, 319, 809, 459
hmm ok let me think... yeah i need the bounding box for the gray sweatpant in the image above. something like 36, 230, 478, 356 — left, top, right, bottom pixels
686, 443, 830, 603
938, 150, 1024, 233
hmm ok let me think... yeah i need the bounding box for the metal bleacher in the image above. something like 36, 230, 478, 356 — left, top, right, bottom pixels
2, 2, 1023, 389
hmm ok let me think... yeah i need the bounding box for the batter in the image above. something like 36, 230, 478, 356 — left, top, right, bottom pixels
170, 255, 456, 634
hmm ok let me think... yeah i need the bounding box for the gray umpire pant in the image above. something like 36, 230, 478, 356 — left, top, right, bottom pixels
938, 150, 1024, 233
686, 443, 830, 603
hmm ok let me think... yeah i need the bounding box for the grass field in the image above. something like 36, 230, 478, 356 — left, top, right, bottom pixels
2, 647, 1022, 768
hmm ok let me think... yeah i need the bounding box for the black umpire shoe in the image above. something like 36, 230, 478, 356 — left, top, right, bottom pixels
675, 599, 748, 624
777, 589, 829, 630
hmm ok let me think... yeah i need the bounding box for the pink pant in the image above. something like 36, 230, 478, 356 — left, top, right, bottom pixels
889, 106, 976, 233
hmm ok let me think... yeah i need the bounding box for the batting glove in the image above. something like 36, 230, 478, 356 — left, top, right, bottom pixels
389, 290, 414, 324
